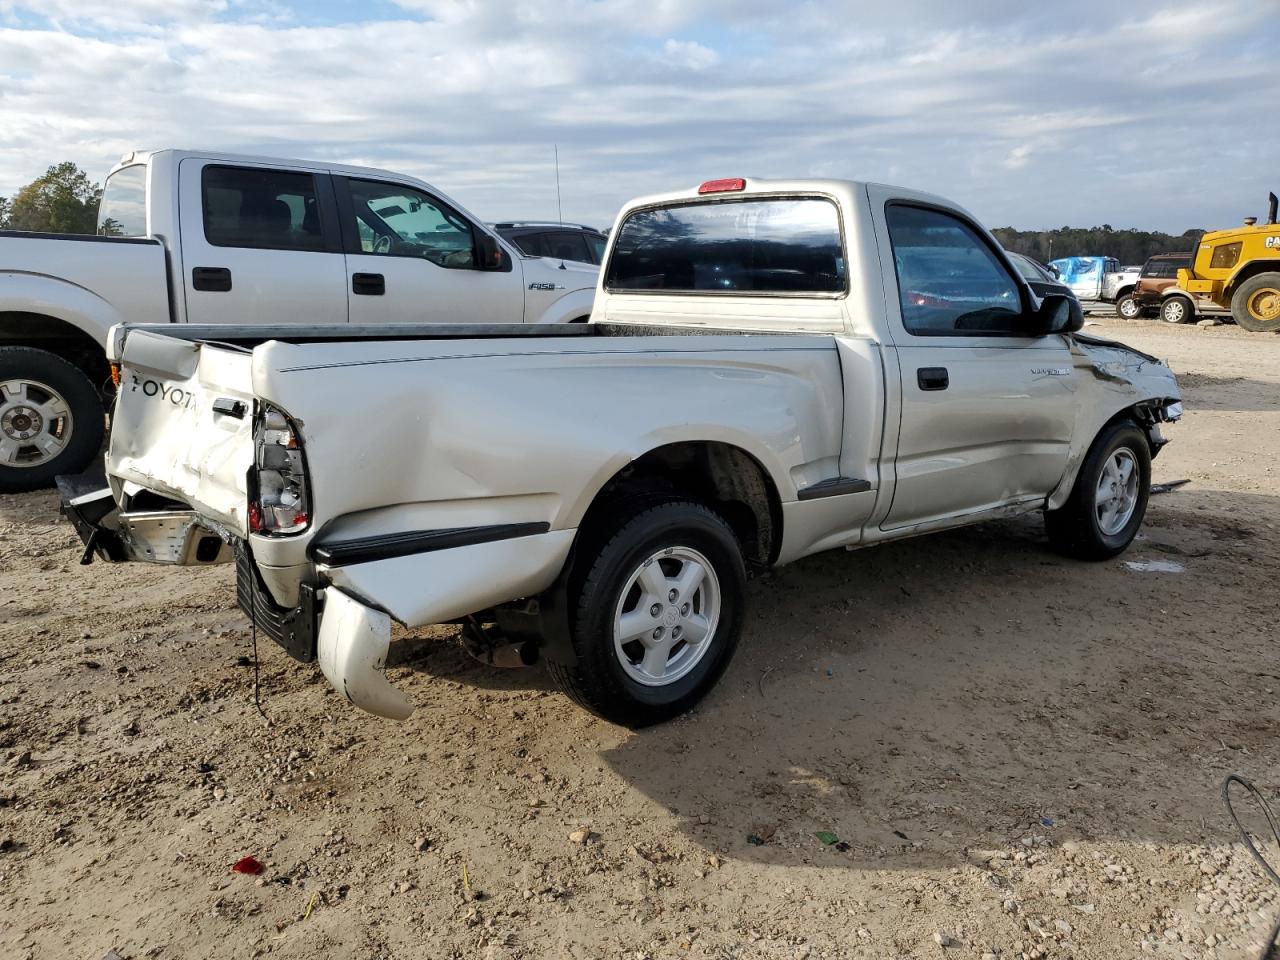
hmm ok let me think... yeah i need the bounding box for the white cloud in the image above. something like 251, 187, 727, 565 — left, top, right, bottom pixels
0, 0, 1275, 232
661, 38, 719, 71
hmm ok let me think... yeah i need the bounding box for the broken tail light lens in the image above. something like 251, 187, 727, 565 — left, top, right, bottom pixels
250, 403, 310, 535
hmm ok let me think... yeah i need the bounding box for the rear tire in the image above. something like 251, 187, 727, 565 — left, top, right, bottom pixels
1230, 272, 1280, 333
1115, 293, 1140, 319
544, 500, 746, 727
1160, 295, 1194, 324
0, 347, 105, 493
1045, 421, 1151, 560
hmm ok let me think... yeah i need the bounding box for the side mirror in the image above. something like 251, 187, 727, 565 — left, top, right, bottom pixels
1034, 292, 1084, 334
475, 232, 505, 270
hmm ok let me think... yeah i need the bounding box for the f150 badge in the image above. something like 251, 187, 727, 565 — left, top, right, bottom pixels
528, 282, 565, 291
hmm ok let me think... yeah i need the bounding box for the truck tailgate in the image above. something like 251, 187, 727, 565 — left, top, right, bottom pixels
108, 330, 255, 536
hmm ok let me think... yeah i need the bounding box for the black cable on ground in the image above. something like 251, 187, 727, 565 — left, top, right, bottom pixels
1222, 775, 1280, 959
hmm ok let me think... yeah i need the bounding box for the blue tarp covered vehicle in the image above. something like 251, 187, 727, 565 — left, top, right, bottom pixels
1049, 256, 1121, 300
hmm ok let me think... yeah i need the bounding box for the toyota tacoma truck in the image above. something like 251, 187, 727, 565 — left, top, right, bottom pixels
61, 177, 1183, 728
0, 149, 598, 492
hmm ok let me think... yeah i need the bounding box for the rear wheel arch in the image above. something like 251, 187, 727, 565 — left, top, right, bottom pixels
0, 311, 111, 392
573, 440, 783, 568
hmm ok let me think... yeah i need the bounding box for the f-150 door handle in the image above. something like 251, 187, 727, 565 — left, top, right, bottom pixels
352, 273, 385, 296
917, 366, 949, 391
191, 266, 232, 292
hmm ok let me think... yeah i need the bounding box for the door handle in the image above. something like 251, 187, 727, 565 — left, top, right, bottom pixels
191, 266, 232, 292
917, 366, 949, 391
352, 273, 385, 296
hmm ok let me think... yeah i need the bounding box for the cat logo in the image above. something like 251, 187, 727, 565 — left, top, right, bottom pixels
1265, 236, 1280, 249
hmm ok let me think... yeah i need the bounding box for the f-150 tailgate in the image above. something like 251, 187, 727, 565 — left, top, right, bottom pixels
108, 329, 256, 537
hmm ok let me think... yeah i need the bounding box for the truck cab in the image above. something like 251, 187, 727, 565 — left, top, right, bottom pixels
0, 149, 598, 491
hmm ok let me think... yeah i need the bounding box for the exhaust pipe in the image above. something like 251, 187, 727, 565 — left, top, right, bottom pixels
1269, 191, 1278, 226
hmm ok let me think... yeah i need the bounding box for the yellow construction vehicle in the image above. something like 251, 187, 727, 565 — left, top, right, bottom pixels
1178, 192, 1280, 332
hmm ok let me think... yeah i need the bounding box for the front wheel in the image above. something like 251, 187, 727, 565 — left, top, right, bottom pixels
0, 347, 105, 493
545, 501, 746, 727
1160, 295, 1194, 324
1045, 421, 1151, 560
1230, 272, 1280, 333
1115, 293, 1141, 319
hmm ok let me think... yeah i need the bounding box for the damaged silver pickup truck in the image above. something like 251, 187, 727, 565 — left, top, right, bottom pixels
61, 177, 1182, 727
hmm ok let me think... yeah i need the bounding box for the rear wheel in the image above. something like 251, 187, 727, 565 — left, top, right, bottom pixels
1230, 272, 1280, 333
1160, 295, 1194, 324
1115, 293, 1140, 319
1045, 421, 1151, 560
544, 500, 746, 727
0, 347, 105, 493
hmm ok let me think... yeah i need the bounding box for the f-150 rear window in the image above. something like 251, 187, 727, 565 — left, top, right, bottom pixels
97, 165, 147, 237
604, 198, 845, 294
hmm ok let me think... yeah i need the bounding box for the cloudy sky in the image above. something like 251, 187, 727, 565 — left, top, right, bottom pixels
0, 0, 1276, 232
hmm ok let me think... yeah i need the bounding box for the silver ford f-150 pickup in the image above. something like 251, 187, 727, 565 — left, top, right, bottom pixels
62, 177, 1182, 727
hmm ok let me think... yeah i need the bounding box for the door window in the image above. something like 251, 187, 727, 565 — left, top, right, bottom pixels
202, 166, 326, 251
586, 233, 606, 263
545, 231, 592, 263
886, 204, 1024, 335
346, 180, 476, 268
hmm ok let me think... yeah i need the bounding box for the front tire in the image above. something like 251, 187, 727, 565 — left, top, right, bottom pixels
545, 500, 747, 727
1115, 293, 1140, 319
1045, 421, 1151, 560
0, 347, 105, 493
1230, 272, 1280, 333
1160, 295, 1194, 324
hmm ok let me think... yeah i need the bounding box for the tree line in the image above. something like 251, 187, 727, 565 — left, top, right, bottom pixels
991, 224, 1204, 267
0, 160, 1211, 261
0, 162, 102, 234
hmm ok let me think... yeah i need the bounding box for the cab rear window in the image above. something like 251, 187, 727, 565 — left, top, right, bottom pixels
604, 197, 845, 294
97, 165, 147, 237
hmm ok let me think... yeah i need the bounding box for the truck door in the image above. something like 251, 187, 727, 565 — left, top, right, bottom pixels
177, 159, 349, 325
870, 195, 1077, 530
333, 176, 525, 324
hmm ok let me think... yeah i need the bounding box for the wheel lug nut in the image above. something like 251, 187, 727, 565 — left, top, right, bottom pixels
680, 603, 690, 616
672, 626, 682, 640
652, 627, 664, 640
668, 589, 678, 602
649, 603, 661, 617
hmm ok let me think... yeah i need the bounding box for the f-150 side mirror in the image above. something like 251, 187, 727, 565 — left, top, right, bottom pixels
475, 232, 506, 271
1034, 293, 1084, 334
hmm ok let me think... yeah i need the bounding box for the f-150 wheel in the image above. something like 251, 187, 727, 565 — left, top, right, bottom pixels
1115, 293, 1141, 320
0, 347, 105, 493
1044, 420, 1151, 560
1160, 295, 1194, 324
1230, 272, 1280, 333
546, 500, 746, 727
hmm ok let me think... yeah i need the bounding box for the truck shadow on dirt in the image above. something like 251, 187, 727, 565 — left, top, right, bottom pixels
402, 491, 1279, 870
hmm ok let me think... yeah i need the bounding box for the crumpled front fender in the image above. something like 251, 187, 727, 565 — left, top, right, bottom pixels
317, 588, 414, 721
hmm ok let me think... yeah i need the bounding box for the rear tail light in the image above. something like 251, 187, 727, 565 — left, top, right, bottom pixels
250, 404, 310, 535
698, 178, 746, 194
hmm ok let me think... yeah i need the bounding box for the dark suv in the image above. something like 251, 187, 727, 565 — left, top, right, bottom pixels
493, 222, 607, 265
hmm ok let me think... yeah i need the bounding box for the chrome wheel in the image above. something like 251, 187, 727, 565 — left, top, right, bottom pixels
613, 546, 721, 687
1162, 299, 1188, 323
1096, 447, 1139, 536
1118, 297, 1140, 319
0, 379, 73, 469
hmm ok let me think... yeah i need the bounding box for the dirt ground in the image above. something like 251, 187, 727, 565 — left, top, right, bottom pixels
2, 316, 1279, 960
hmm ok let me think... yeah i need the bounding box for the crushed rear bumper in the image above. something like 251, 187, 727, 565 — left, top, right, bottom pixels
56, 474, 232, 566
